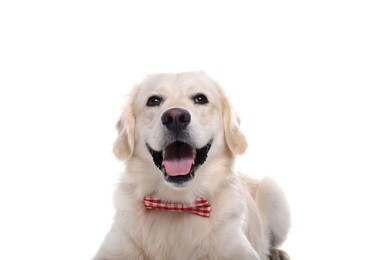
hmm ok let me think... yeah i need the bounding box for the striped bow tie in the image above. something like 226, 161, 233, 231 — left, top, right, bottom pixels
143, 197, 211, 217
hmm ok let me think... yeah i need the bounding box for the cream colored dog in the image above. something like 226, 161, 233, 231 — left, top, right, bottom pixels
94, 72, 290, 260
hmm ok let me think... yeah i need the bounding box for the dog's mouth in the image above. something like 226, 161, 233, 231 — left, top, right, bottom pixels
147, 140, 212, 185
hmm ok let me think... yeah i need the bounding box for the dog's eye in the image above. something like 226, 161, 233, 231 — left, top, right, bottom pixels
146, 95, 163, 107
192, 94, 208, 105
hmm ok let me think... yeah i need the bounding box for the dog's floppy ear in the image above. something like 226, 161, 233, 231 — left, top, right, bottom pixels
217, 84, 248, 155
113, 88, 138, 161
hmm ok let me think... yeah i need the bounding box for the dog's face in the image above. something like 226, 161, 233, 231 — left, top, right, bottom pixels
114, 72, 247, 189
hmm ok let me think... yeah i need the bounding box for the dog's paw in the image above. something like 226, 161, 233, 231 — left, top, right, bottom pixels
269, 248, 290, 260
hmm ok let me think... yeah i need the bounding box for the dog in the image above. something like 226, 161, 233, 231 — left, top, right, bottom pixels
94, 71, 290, 260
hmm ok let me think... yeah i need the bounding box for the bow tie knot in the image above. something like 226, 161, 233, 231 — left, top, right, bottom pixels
143, 197, 211, 217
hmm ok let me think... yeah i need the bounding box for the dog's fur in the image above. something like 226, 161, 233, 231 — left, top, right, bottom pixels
94, 72, 290, 260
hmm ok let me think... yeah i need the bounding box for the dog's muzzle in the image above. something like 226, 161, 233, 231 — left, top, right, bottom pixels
146, 107, 212, 186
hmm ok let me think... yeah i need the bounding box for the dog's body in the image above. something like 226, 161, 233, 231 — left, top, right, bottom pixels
94, 72, 290, 260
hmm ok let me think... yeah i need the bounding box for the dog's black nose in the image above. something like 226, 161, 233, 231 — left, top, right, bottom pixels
161, 108, 191, 133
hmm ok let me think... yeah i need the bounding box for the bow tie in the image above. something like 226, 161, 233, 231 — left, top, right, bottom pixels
143, 197, 211, 217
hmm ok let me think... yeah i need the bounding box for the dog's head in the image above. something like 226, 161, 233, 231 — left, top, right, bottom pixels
114, 72, 247, 190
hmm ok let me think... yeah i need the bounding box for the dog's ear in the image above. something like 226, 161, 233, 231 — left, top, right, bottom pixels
217, 84, 248, 155
113, 88, 138, 161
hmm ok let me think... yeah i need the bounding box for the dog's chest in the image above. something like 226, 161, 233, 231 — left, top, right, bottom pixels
131, 210, 220, 259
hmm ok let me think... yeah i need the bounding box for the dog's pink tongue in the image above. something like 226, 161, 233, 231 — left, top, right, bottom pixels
163, 143, 194, 176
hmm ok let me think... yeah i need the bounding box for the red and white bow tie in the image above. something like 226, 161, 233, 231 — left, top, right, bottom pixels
143, 197, 211, 217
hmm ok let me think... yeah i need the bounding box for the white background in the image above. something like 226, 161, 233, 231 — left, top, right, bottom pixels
1, 1, 367, 259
